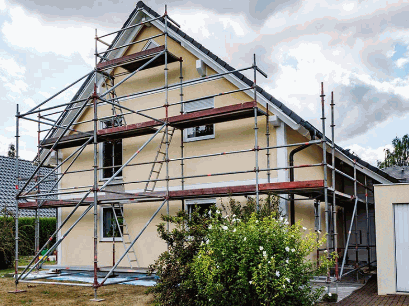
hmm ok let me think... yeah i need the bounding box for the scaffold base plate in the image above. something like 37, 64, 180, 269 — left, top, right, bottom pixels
8, 289, 27, 293
90, 298, 105, 302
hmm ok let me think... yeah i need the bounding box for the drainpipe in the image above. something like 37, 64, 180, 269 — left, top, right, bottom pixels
289, 129, 316, 225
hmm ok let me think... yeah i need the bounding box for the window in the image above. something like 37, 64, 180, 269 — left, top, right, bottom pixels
183, 97, 215, 142
186, 198, 216, 217
142, 39, 160, 51
101, 206, 124, 241
101, 119, 123, 179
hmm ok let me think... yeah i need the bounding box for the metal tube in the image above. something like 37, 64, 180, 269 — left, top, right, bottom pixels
354, 161, 359, 270
21, 71, 94, 117
19, 280, 93, 287
253, 55, 259, 211
19, 194, 95, 280
22, 135, 94, 196
20, 116, 80, 135
266, 101, 270, 183
165, 8, 170, 233
39, 136, 95, 204
331, 91, 338, 280
320, 82, 330, 281
365, 175, 371, 267
98, 16, 163, 39
100, 199, 167, 285
14, 104, 20, 288
93, 28, 99, 294
339, 197, 359, 278
180, 59, 185, 210
17, 98, 90, 196
111, 66, 254, 104
99, 50, 165, 99
97, 33, 164, 56
98, 96, 165, 124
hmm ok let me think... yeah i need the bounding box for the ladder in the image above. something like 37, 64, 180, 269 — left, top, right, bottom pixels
103, 77, 127, 126
144, 127, 176, 192
111, 204, 139, 268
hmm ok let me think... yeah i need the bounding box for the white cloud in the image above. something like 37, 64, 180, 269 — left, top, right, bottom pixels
1, 6, 95, 65
345, 143, 393, 166
396, 57, 409, 68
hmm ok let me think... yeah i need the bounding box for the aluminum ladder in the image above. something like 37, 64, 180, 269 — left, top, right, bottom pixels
144, 127, 176, 192
111, 204, 139, 268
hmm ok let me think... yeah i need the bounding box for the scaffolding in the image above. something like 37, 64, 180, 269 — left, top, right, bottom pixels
11, 4, 379, 299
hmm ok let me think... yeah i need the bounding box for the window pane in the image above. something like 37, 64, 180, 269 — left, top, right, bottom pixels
102, 119, 123, 179
103, 207, 123, 238
188, 203, 213, 216
187, 124, 214, 139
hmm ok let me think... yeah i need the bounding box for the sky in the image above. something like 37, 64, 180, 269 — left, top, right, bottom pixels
0, 0, 408, 166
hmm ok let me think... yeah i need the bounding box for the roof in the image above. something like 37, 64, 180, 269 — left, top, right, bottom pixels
0, 155, 56, 218
47, 1, 399, 184
381, 166, 409, 183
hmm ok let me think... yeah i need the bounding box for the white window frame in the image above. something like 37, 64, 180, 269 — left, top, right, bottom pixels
185, 198, 216, 217
183, 97, 215, 142
100, 205, 124, 242
99, 119, 124, 182
142, 39, 160, 51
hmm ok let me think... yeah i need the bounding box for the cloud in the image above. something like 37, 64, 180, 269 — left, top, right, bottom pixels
345, 143, 393, 166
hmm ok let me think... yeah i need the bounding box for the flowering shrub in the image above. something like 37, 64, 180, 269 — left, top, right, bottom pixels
192, 212, 333, 305
148, 196, 333, 306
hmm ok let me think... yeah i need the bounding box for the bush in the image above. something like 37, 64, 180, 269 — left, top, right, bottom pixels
149, 195, 335, 305
192, 212, 333, 305
0, 212, 56, 269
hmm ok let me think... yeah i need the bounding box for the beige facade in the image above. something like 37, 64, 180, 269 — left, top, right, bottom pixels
53, 11, 392, 272
374, 183, 409, 295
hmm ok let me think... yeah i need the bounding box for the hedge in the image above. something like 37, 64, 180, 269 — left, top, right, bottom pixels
0, 217, 56, 269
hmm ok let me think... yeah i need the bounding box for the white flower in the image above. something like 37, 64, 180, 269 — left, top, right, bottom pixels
216, 209, 220, 214
206, 239, 209, 245
285, 259, 289, 264
291, 248, 295, 252
208, 224, 212, 229
233, 228, 236, 233
285, 278, 290, 283
259, 246, 264, 251
328, 293, 332, 297
222, 225, 228, 230
244, 237, 247, 241
232, 214, 236, 218
302, 227, 307, 231
317, 230, 321, 234
324, 250, 328, 253
268, 261, 271, 264
263, 251, 267, 258
255, 220, 259, 223
249, 281, 252, 285
283, 284, 286, 288
285, 247, 290, 252
284, 220, 289, 225
279, 216, 284, 221
275, 271, 280, 277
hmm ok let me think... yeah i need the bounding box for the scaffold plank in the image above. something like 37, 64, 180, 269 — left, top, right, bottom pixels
18, 180, 324, 209
41, 101, 262, 149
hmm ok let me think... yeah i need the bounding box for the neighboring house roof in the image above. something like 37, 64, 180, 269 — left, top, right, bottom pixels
381, 166, 409, 183
0, 156, 56, 218
44, 1, 399, 184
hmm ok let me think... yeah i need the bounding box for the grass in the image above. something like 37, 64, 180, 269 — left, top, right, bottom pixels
0, 256, 152, 305
0, 276, 152, 305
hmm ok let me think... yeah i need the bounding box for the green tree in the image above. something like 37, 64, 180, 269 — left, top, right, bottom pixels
377, 134, 409, 168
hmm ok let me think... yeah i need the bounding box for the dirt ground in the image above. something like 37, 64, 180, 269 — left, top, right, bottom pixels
0, 277, 153, 306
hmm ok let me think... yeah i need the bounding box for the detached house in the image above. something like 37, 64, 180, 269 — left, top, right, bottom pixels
16, 1, 398, 292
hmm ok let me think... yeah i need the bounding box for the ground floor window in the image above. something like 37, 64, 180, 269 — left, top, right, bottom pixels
101, 206, 123, 241
185, 198, 216, 217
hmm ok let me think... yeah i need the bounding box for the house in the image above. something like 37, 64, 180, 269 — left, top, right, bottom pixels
16, 1, 399, 291
0, 155, 55, 218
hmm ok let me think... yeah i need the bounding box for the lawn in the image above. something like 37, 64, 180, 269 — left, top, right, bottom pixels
0, 258, 153, 306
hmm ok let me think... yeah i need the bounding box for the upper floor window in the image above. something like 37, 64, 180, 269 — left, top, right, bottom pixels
183, 97, 215, 142
101, 118, 123, 179
185, 198, 216, 218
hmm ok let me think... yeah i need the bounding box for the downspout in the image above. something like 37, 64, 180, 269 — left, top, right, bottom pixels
289, 129, 316, 225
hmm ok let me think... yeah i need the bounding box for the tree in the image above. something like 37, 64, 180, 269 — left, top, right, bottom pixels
377, 134, 409, 169
8, 143, 16, 158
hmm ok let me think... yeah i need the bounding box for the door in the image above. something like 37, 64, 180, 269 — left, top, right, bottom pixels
394, 204, 409, 292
